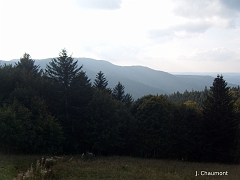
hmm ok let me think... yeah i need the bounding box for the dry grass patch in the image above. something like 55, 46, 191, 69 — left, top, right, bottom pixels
50, 156, 240, 180
0, 154, 239, 180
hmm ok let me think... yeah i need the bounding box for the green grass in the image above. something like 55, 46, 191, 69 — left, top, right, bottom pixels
0, 154, 39, 179
1, 154, 239, 180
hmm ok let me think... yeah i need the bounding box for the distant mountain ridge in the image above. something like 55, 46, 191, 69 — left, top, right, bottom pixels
1, 58, 239, 99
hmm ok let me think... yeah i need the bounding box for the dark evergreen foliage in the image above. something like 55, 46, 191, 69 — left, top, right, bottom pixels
66, 71, 93, 153
0, 51, 239, 164
202, 75, 239, 163
46, 49, 92, 153
171, 103, 203, 161
15, 53, 42, 75
113, 82, 125, 101
93, 71, 108, 90
45, 49, 82, 116
46, 49, 82, 86
123, 93, 134, 108
85, 89, 126, 155
166, 88, 209, 108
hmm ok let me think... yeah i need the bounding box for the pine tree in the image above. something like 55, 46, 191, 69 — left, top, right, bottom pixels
46, 49, 82, 88
15, 53, 41, 75
113, 82, 125, 101
45, 49, 91, 152
93, 71, 108, 90
46, 49, 82, 113
123, 93, 134, 108
202, 75, 238, 163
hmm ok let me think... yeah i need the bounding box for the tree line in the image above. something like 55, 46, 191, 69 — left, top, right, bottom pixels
0, 49, 239, 164
166, 86, 240, 108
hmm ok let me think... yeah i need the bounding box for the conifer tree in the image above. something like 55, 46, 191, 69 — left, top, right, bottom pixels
93, 71, 108, 90
46, 49, 83, 113
45, 49, 91, 152
113, 82, 125, 101
123, 93, 134, 107
15, 53, 41, 75
46, 49, 82, 89
202, 75, 238, 163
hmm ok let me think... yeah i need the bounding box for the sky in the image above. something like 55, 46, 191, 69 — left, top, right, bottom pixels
0, 0, 240, 73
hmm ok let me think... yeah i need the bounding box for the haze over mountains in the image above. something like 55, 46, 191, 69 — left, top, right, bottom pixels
1, 58, 240, 99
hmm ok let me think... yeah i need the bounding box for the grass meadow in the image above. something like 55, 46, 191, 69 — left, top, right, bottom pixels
0, 154, 239, 180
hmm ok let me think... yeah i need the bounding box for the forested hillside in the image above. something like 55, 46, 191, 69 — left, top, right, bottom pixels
2, 58, 239, 100
0, 50, 240, 164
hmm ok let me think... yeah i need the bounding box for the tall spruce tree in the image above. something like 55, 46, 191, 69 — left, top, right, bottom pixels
113, 82, 125, 101
93, 71, 108, 90
46, 49, 82, 89
46, 49, 82, 114
202, 75, 238, 163
15, 53, 41, 75
46, 49, 91, 152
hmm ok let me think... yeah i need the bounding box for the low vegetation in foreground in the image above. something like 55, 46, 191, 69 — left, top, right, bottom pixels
0, 154, 239, 180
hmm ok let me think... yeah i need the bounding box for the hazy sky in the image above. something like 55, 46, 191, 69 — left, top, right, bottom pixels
0, 0, 240, 72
